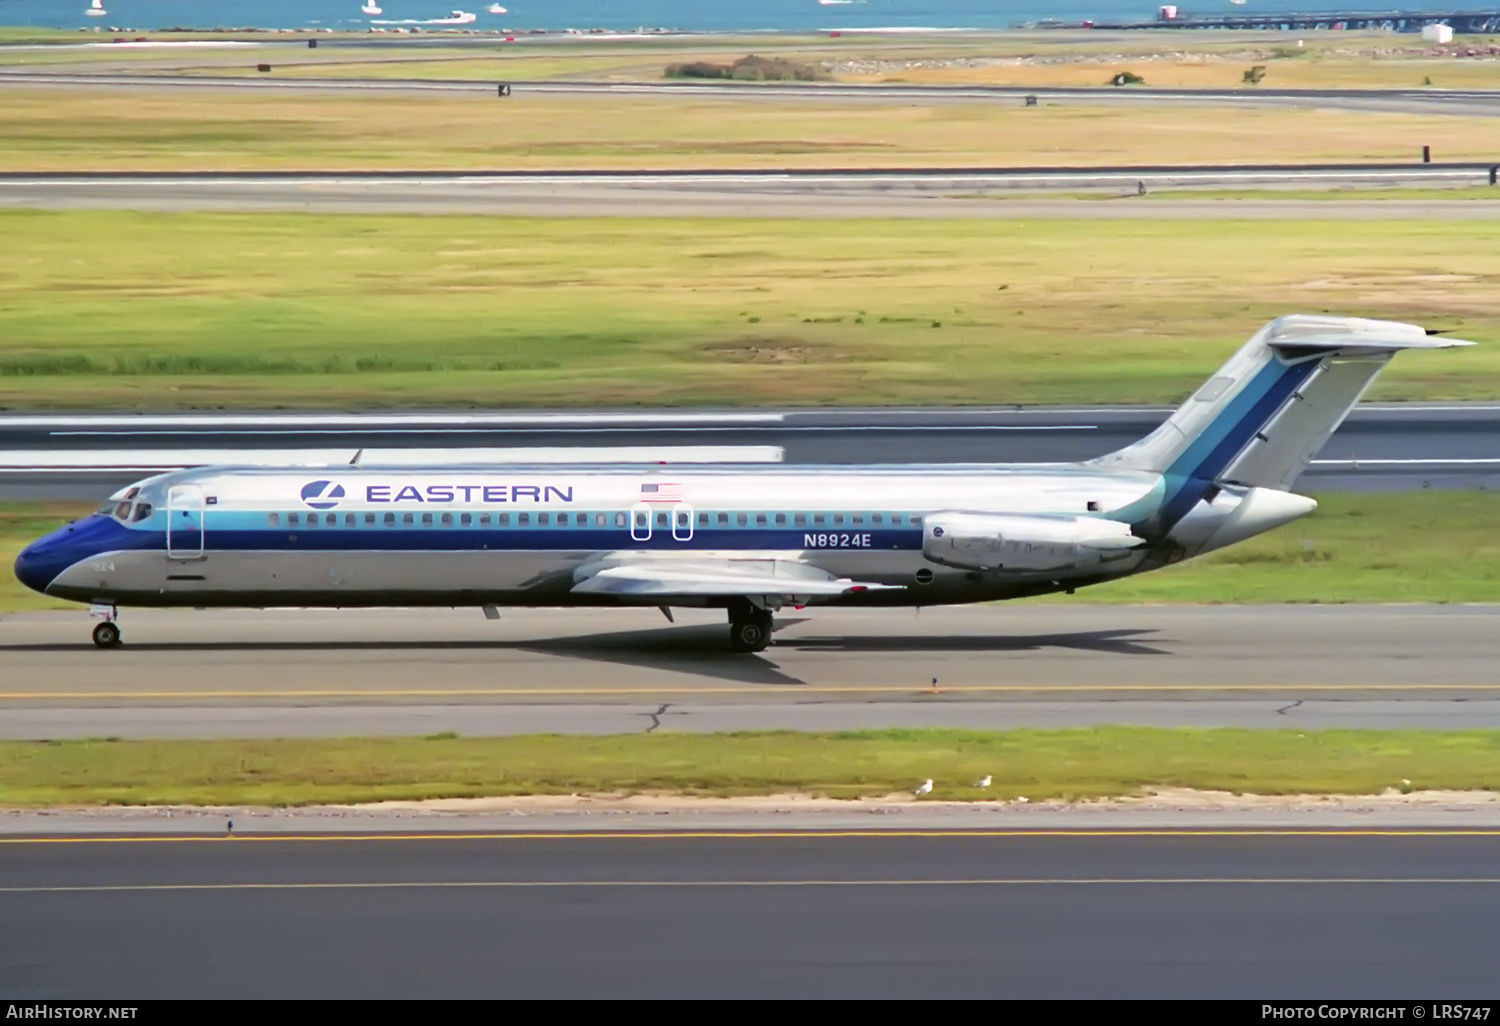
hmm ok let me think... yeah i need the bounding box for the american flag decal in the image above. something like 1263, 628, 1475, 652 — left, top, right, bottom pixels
640, 482, 683, 503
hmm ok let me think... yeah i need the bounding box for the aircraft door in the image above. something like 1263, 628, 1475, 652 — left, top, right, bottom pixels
630, 506, 653, 542
672, 506, 694, 542
166, 484, 205, 559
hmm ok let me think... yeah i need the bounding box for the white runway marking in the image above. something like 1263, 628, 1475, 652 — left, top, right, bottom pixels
0, 445, 785, 471
5, 877, 1500, 894
0, 412, 786, 427
1310, 458, 1500, 467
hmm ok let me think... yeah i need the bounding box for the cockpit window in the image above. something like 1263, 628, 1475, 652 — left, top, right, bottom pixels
104, 485, 144, 520
132, 503, 153, 522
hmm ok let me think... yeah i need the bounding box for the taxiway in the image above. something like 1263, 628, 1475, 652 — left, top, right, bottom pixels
3, 605, 1498, 736
4, 169, 1498, 217
2, 829, 1497, 997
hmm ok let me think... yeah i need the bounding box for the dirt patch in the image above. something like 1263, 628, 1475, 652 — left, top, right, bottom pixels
324, 788, 1500, 815
700, 337, 844, 364
1299, 273, 1482, 289
1110, 786, 1500, 811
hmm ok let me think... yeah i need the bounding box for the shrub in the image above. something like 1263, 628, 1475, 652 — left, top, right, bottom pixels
667, 54, 818, 82
664, 61, 730, 80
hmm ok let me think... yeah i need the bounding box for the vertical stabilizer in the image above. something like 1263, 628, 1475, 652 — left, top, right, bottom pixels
1092, 315, 1473, 535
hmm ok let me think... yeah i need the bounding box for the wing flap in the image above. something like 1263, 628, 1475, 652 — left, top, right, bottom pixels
571, 562, 901, 599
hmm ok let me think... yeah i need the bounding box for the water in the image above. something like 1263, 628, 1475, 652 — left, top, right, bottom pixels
1, 0, 1385, 34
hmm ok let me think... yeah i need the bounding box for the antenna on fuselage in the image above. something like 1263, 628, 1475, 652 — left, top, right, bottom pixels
350, 448, 363, 466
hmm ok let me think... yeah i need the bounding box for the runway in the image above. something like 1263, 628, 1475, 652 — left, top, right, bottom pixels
5, 168, 1499, 217
3, 830, 1498, 997
5, 404, 1498, 500
4, 605, 1498, 736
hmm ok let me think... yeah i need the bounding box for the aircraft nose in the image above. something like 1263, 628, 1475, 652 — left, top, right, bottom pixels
13, 535, 60, 595
13, 519, 104, 596
13, 514, 143, 596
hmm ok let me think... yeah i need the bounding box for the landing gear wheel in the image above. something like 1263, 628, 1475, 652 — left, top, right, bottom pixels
92, 621, 122, 649
728, 609, 773, 653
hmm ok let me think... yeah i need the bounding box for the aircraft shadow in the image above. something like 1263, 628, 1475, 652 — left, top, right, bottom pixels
8, 625, 1167, 688
781, 628, 1169, 657
514, 621, 812, 686
510, 625, 1169, 686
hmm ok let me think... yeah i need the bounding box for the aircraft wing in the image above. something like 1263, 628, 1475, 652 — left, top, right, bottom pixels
570, 561, 902, 599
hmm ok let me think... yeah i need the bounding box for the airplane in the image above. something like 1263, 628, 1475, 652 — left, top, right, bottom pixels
13, 315, 1471, 653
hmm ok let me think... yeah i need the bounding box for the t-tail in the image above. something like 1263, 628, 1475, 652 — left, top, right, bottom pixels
1093, 314, 1474, 557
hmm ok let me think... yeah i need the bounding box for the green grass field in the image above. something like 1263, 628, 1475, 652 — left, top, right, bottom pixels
2, 728, 1497, 806
4, 492, 1499, 612
1, 211, 1497, 410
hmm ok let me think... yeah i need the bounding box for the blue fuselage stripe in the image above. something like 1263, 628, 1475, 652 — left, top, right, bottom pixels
65, 523, 927, 555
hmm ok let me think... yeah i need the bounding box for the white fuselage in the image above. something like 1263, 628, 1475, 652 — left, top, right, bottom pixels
23, 463, 1168, 610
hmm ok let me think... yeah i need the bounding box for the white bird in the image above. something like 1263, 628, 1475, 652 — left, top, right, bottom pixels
487, 3, 508, 12
86, 0, 107, 16
914, 779, 933, 797
974, 775, 992, 789
361, 1, 382, 14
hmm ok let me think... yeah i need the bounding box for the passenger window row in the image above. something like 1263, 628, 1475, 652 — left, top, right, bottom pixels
698, 511, 914, 528
267, 511, 631, 529
263, 510, 922, 529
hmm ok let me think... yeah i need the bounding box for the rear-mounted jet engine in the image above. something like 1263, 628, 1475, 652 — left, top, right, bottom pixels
921, 511, 1145, 573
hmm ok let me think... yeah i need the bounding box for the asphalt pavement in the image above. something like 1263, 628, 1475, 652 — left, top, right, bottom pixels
3, 404, 1497, 499
4, 170, 1499, 217
3, 830, 1497, 997
4, 605, 1498, 735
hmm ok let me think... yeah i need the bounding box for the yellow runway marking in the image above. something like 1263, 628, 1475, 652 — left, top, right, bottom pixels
5, 878, 1500, 894
6, 828, 1500, 844
4, 683, 1500, 700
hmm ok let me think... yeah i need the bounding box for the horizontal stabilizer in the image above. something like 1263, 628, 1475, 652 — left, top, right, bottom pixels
1265, 314, 1477, 351
571, 561, 900, 599
1268, 334, 1475, 356
1260, 315, 1475, 362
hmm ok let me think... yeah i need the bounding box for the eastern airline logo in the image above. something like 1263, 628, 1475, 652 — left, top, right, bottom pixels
300, 480, 346, 510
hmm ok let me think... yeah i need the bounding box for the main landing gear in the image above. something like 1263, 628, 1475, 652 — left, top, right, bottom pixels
90, 602, 121, 649
728, 601, 773, 654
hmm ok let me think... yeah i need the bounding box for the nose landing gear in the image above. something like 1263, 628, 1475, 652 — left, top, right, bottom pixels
89, 602, 121, 648
92, 621, 122, 649
727, 601, 773, 653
